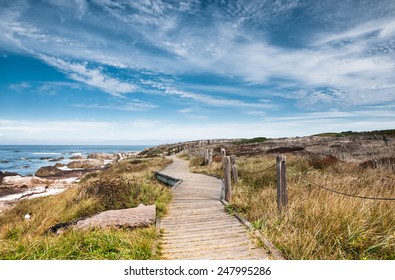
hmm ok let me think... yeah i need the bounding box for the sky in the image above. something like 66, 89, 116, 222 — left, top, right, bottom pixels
0, 0, 395, 145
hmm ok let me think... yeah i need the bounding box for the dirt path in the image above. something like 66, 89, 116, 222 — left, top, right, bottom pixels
159, 156, 270, 260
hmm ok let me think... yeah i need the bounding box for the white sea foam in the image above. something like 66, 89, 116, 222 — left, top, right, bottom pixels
57, 166, 84, 171
32, 152, 62, 155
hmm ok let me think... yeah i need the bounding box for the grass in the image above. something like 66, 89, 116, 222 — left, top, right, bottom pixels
314, 129, 395, 137
190, 154, 395, 259
0, 227, 157, 260
0, 157, 172, 260
233, 137, 268, 145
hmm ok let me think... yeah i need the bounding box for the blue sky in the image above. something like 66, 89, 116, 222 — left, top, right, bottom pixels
0, 0, 395, 144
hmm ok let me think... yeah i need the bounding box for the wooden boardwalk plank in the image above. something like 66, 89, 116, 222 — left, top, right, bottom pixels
159, 155, 270, 260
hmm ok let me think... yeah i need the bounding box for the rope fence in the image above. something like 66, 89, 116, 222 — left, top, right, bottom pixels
288, 166, 395, 201
187, 147, 395, 212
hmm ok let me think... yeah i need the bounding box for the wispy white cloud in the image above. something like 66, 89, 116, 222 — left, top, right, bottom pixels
0, 119, 113, 133
9, 82, 31, 92
1, 0, 395, 143
145, 80, 273, 108
73, 99, 157, 111
39, 55, 137, 96
178, 108, 193, 113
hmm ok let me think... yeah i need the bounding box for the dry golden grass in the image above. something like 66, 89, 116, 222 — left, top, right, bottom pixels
0, 157, 172, 259
190, 154, 395, 259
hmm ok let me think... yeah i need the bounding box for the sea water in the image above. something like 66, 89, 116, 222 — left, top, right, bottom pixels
0, 145, 151, 176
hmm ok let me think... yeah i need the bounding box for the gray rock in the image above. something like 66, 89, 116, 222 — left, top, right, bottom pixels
70, 155, 84, 160
87, 153, 115, 160
36, 166, 62, 177
75, 204, 156, 230
67, 159, 103, 169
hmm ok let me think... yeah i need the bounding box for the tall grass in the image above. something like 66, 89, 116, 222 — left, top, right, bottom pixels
0, 157, 172, 259
190, 155, 395, 259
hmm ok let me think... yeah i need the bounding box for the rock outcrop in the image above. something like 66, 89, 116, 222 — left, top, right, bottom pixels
2, 175, 52, 188
0, 171, 20, 184
36, 166, 63, 177
67, 159, 103, 169
87, 153, 115, 160
70, 155, 84, 160
48, 204, 156, 233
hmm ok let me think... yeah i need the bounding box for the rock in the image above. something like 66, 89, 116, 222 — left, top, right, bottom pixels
54, 163, 66, 168
0, 171, 20, 184
2, 175, 52, 188
70, 155, 84, 160
75, 204, 156, 230
40, 157, 52, 160
87, 153, 115, 160
49, 157, 64, 162
1, 160, 9, 163
36, 166, 62, 177
67, 159, 103, 169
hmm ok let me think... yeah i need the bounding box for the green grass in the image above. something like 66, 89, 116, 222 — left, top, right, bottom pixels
189, 154, 395, 260
0, 227, 158, 260
0, 157, 172, 259
232, 137, 268, 145
314, 129, 395, 137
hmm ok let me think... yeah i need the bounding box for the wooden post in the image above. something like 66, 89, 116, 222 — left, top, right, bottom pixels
276, 155, 288, 212
221, 148, 226, 167
230, 155, 238, 184
224, 156, 232, 202
208, 149, 213, 165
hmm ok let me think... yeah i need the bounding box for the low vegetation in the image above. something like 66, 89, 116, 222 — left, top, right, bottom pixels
190, 153, 395, 260
232, 137, 268, 145
0, 158, 172, 260
314, 129, 395, 137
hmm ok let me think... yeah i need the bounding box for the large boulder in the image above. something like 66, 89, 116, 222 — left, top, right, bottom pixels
87, 153, 115, 160
35, 166, 63, 177
67, 159, 103, 169
75, 204, 156, 230
70, 155, 84, 160
49, 157, 64, 162
2, 175, 52, 188
0, 171, 20, 184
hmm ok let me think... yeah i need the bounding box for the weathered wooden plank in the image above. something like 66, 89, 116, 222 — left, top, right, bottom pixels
159, 155, 270, 260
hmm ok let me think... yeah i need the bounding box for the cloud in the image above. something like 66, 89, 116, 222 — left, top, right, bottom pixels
145, 81, 274, 108
1, 0, 395, 140
39, 55, 137, 96
178, 108, 193, 113
9, 82, 31, 92
74, 0, 88, 19
73, 99, 158, 111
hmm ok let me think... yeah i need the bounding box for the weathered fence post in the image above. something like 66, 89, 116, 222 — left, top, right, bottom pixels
221, 148, 226, 167
224, 156, 232, 202
204, 148, 208, 164
208, 149, 213, 165
230, 155, 238, 184
276, 155, 288, 212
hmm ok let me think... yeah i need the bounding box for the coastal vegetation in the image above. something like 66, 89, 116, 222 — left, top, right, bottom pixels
188, 134, 395, 260
0, 157, 172, 260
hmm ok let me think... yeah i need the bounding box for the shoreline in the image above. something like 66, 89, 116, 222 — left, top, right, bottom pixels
0, 150, 140, 214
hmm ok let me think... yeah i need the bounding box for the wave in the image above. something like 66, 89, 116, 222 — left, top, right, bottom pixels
32, 152, 62, 155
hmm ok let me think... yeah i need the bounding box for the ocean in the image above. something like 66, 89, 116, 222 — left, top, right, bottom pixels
0, 145, 151, 176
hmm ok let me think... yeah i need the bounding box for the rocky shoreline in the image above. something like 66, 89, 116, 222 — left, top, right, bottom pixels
0, 151, 137, 214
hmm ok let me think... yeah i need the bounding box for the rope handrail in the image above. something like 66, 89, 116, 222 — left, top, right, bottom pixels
288, 167, 395, 201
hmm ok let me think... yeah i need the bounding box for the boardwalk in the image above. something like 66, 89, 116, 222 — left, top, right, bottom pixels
159, 156, 270, 260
